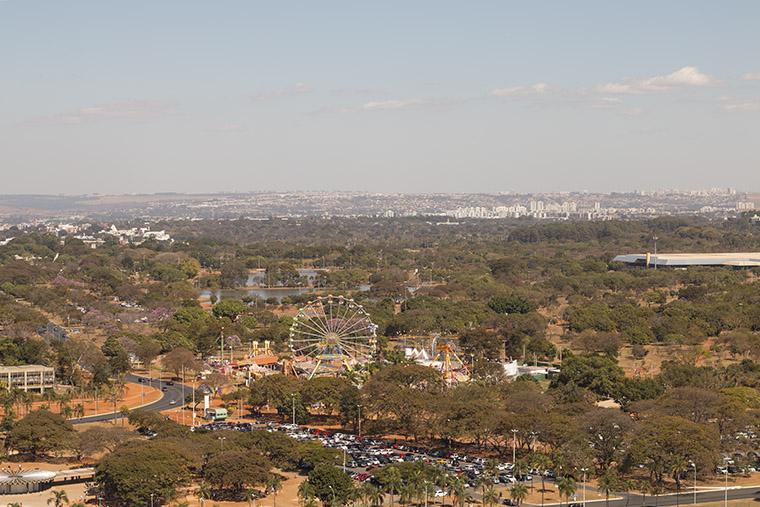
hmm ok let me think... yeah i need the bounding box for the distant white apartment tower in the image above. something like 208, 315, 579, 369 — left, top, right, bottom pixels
0, 365, 55, 392
737, 202, 756, 211
529, 200, 544, 212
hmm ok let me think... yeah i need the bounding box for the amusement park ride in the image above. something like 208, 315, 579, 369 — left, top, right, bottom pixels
289, 295, 378, 379
429, 337, 470, 385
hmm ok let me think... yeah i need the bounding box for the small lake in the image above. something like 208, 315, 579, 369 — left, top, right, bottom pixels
245, 268, 321, 287
200, 287, 315, 303
200, 269, 371, 303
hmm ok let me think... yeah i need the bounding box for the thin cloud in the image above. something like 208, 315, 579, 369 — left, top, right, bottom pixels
596, 66, 716, 94
490, 82, 549, 97
361, 99, 424, 111
743, 72, 760, 81
251, 82, 312, 101
23, 100, 177, 126
723, 101, 760, 112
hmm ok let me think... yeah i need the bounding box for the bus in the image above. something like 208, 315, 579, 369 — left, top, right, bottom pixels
205, 408, 228, 421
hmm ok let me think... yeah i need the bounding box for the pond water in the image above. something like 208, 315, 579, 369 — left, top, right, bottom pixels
200, 287, 315, 303
200, 269, 371, 303
245, 268, 321, 287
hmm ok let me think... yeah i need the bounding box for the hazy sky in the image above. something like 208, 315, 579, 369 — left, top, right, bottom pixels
1, 1, 759, 194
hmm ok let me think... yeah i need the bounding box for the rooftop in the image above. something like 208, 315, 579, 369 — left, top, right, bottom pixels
0, 365, 54, 373
613, 252, 760, 267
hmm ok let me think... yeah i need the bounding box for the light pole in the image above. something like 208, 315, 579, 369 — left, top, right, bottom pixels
724, 467, 728, 507
219, 436, 226, 451
191, 377, 196, 427
689, 461, 696, 505
511, 429, 518, 464
181, 365, 185, 426
291, 393, 296, 426
581, 468, 587, 507
653, 235, 659, 270
150, 493, 155, 507
357, 404, 362, 438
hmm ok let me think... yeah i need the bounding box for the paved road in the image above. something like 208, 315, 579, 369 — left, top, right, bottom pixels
525, 486, 760, 507
69, 374, 189, 425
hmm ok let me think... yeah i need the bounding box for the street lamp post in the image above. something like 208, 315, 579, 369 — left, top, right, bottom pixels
581, 468, 587, 507
219, 436, 226, 451
653, 235, 659, 270
511, 429, 518, 464
181, 366, 185, 426
150, 493, 155, 507
690, 461, 697, 505
724, 468, 728, 507
291, 393, 296, 426
357, 404, 362, 438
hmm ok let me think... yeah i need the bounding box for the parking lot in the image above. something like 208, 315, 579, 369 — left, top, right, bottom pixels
194, 420, 541, 502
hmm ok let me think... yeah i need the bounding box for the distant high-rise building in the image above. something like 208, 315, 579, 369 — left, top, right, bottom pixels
737, 201, 756, 211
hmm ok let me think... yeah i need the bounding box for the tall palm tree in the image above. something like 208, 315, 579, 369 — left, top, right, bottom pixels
383, 467, 403, 507
267, 475, 283, 507
197, 481, 212, 507
556, 476, 576, 507
47, 490, 69, 507
449, 475, 467, 507
243, 488, 257, 507
530, 453, 552, 507
511, 483, 529, 506
482, 485, 500, 507
298, 480, 316, 506
670, 457, 689, 507
364, 483, 385, 507
399, 482, 417, 506
597, 469, 620, 507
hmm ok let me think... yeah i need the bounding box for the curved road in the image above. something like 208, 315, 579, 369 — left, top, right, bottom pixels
70, 374, 189, 425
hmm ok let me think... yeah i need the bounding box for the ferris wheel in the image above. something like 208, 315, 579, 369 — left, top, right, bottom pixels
289, 295, 377, 378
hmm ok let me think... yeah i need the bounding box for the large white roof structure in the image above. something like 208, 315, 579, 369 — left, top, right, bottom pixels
613, 252, 760, 267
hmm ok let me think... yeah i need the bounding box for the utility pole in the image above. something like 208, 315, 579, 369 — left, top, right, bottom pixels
181, 366, 185, 426
511, 429, 518, 464
220, 327, 225, 363
291, 393, 296, 425
191, 378, 196, 427
582, 468, 587, 507
653, 235, 659, 270
357, 404, 362, 438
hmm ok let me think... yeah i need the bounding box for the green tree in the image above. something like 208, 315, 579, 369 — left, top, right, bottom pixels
47, 490, 69, 507
212, 299, 248, 320
511, 483, 529, 506
306, 464, 355, 506
597, 468, 621, 507
203, 450, 271, 495
489, 294, 536, 315
5, 409, 79, 458
624, 415, 719, 488
556, 476, 576, 507
96, 440, 194, 506
266, 474, 284, 507
482, 485, 499, 507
